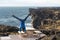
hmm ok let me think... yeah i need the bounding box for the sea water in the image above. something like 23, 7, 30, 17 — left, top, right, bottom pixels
0, 7, 32, 27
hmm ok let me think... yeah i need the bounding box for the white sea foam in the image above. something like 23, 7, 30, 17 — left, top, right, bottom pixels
25, 23, 32, 26
17, 23, 32, 28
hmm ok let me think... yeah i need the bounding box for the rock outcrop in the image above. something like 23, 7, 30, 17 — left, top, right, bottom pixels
29, 8, 60, 37
0, 24, 19, 36
29, 7, 60, 30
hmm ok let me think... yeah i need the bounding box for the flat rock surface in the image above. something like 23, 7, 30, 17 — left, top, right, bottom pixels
0, 35, 38, 40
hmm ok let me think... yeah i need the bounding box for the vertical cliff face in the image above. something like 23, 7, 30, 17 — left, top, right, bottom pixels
29, 8, 60, 29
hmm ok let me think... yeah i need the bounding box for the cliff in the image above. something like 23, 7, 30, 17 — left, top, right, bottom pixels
29, 8, 60, 39
29, 7, 60, 30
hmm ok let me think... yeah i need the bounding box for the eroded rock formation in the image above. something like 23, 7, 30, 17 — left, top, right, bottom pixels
29, 7, 60, 39
29, 7, 60, 29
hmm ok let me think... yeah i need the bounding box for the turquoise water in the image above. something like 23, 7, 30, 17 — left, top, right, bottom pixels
0, 7, 32, 27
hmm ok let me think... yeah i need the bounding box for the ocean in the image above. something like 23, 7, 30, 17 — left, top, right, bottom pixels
0, 7, 32, 27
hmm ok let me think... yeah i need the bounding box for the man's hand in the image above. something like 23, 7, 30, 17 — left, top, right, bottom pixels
28, 13, 31, 16
12, 15, 15, 17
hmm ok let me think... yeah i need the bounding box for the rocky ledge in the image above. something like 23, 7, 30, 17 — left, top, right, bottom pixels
0, 24, 19, 36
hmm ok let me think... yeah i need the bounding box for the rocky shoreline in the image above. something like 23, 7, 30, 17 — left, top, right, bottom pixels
29, 7, 60, 40
0, 24, 19, 36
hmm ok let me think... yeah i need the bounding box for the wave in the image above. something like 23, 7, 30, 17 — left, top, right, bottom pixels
25, 23, 32, 27
26, 23, 32, 25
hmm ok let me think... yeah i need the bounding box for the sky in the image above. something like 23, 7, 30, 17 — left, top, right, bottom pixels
0, 0, 60, 7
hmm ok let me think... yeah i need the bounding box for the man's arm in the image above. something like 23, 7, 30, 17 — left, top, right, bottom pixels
24, 14, 31, 21
12, 15, 22, 21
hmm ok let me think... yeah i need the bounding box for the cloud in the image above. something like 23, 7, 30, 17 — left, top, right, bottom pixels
0, 0, 60, 7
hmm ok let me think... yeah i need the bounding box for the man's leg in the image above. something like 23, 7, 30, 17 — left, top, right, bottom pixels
24, 27, 26, 32
23, 27, 26, 32
20, 27, 22, 32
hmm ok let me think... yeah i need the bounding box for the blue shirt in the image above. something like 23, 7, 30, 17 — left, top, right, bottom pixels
20, 20, 25, 28
20, 20, 26, 32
